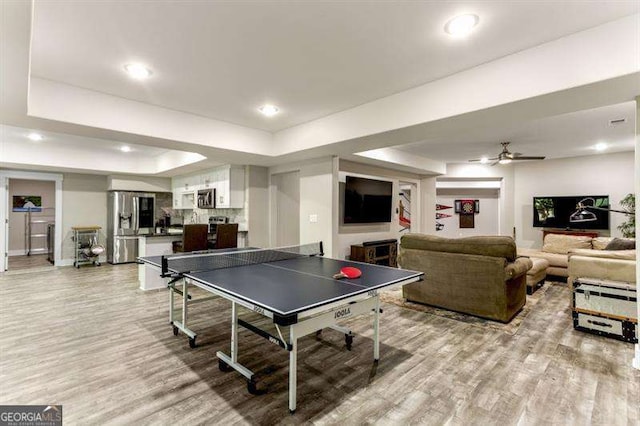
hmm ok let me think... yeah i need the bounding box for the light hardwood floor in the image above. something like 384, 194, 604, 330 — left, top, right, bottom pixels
0, 264, 638, 425
7, 254, 53, 272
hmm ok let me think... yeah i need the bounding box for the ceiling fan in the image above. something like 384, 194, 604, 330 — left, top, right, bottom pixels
469, 142, 545, 166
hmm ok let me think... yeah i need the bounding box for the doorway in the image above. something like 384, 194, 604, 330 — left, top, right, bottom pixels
0, 170, 63, 273
398, 182, 417, 235
6, 179, 56, 272
271, 171, 300, 247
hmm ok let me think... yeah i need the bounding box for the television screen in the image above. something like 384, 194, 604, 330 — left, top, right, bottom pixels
344, 176, 393, 223
533, 195, 609, 230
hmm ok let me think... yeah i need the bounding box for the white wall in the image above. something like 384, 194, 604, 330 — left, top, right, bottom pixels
436, 188, 500, 238
514, 151, 634, 248
269, 157, 336, 256
246, 166, 269, 248
8, 179, 55, 254
107, 175, 171, 192
438, 164, 515, 238
336, 160, 422, 260
61, 173, 108, 263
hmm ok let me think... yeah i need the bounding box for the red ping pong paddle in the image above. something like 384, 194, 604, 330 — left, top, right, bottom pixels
333, 266, 362, 280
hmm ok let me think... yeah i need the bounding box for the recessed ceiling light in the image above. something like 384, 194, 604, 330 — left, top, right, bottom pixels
120, 146, 131, 152
27, 132, 43, 141
444, 14, 479, 37
124, 63, 152, 80
480, 157, 489, 164
258, 104, 279, 117
595, 142, 607, 152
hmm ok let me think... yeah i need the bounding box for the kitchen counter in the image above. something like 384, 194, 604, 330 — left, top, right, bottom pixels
137, 230, 248, 291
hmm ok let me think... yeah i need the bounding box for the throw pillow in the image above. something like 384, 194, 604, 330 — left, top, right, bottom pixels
604, 238, 636, 251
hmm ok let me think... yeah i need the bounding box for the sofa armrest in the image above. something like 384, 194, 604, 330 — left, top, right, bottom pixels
505, 257, 533, 279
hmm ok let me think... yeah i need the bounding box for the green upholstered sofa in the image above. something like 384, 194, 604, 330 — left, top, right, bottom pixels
398, 234, 533, 323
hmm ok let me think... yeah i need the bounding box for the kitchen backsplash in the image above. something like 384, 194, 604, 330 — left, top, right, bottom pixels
180, 207, 245, 225
155, 192, 173, 222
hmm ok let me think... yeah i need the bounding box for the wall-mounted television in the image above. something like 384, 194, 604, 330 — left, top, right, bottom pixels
344, 176, 393, 223
533, 195, 610, 230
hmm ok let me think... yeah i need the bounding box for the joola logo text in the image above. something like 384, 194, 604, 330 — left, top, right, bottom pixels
334, 307, 351, 319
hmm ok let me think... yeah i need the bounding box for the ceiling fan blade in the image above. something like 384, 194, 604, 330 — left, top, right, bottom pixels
469, 157, 498, 163
490, 160, 500, 166
511, 152, 523, 157
511, 156, 546, 160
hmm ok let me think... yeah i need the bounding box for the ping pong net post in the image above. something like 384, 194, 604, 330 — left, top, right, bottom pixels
160, 242, 324, 277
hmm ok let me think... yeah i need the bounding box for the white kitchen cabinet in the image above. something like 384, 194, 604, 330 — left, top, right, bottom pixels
200, 171, 215, 189
215, 165, 245, 208
171, 176, 184, 208
171, 166, 244, 209
172, 175, 198, 209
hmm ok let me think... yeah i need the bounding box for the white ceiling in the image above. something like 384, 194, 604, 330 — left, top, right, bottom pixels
395, 101, 637, 163
0, 124, 208, 175
30, 1, 639, 132
1, 1, 638, 176
2, 125, 170, 157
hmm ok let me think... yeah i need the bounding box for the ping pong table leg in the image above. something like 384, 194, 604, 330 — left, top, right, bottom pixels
373, 296, 380, 361
169, 280, 174, 325
231, 301, 238, 364
289, 327, 297, 414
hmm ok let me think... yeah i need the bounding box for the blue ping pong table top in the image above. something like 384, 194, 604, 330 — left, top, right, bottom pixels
139, 250, 422, 321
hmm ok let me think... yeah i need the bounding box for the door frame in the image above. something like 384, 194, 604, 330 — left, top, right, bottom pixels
398, 181, 419, 235
0, 170, 63, 272
269, 170, 301, 248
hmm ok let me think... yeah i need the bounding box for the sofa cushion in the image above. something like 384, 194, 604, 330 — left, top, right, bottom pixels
542, 234, 592, 254
569, 248, 636, 261
592, 237, 613, 250
400, 234, 516, 261
517, 248, 569, 268
604, 237, 636, 251
568, 255, 636, 284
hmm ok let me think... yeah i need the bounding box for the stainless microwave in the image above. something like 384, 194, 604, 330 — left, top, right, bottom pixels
197, 188, 216, 209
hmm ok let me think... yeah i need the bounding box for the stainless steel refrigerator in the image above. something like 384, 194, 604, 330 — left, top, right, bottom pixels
107, 191, 156, 264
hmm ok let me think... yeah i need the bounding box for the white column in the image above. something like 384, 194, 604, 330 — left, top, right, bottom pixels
633, 95, 640, 370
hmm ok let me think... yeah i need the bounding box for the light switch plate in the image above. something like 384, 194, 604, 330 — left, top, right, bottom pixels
309, 214, 318, 223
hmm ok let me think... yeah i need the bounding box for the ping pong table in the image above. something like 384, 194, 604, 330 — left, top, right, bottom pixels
138, 242, 423, 413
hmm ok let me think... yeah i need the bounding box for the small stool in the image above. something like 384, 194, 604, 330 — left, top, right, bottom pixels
526, 257, 549, 295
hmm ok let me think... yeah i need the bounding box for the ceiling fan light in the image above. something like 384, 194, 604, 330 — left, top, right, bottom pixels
498, 158, 512, 165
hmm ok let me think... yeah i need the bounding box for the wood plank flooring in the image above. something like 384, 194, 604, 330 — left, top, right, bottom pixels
7, 254, 53, 272
0, 264, 638, 425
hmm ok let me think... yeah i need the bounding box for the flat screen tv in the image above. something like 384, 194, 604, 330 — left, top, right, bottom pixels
533, 195, 610, 230
344, 176, 393, 223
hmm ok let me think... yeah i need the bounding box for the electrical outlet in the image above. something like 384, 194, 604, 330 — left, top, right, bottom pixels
309, 214, 318, 223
